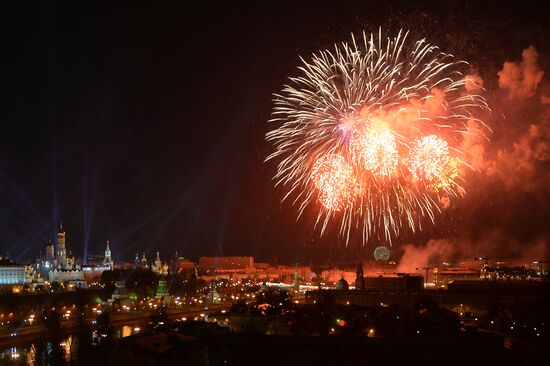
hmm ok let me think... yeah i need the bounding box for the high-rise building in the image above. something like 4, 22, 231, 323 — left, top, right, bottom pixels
56, 223, 67, 269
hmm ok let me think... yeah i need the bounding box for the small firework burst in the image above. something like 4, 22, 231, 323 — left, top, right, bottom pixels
407, 135, 450, 182
311, 155, 358, 212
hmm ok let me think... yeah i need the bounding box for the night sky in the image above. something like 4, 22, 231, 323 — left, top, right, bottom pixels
1, 1, 549, 265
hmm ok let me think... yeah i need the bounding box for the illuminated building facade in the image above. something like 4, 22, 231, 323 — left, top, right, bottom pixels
480, 265, 541, 281
56, 223, 67, 269
152, 250, 169, 275
25, 265, 45, 289
82, 241, 115, 281
198, 256, 254, 273
141, 253, 148, 268
433, 267, 480, 288
0, 258, 26, 285
48, 269, 87, 288
171, 252, 195, 274
39, 224, 87, 288
102, 241, 114, 270
35, 240, 57, 278
155, 278, 168, 299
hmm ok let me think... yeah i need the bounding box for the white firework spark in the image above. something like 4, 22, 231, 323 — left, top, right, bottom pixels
266, 29, 489, 244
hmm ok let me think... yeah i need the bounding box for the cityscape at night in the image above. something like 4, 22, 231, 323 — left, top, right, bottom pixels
1, 1, 549, 365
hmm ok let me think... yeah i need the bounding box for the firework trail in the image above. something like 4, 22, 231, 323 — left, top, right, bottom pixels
266, 29, 489, 244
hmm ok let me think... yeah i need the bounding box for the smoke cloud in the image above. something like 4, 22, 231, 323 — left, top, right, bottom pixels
398, 46, 550, 270
497, 46, 544, 99
487, 120, 550, 192
397, 230, 549, 272
461, 118, 487, 171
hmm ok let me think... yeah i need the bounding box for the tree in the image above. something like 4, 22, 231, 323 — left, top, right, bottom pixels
125, 269, 159, 299
100, 270, 121, 294
50, 281, 63, 293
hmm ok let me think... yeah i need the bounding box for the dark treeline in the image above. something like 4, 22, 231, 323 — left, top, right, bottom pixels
0, 288, 109, 313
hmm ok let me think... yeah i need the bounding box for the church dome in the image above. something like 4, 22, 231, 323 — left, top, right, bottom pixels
336, 276, 349, 290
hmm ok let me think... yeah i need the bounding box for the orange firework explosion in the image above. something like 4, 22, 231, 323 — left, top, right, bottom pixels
407, 135, 450, 181
311, 155, 358, 211
431, 157, 460, 192
266, 30, 489, 244
351, 125, 398, 176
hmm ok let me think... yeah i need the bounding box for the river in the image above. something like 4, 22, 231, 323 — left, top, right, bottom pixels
0, 324, 144, 365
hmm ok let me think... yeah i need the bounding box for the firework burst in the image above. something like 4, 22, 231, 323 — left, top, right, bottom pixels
351, 125, 399, 176
407, 135, 450, 182
266, 29, 489, 244
311, 154, 358, 211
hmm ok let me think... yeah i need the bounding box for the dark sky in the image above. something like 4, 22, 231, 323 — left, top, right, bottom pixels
1, 1, 549, 264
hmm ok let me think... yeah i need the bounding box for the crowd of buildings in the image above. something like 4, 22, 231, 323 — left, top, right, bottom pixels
1, 223, 548, 296
0, 223, 167, 292
0, 224, 114, 291
0, 223, 314, 293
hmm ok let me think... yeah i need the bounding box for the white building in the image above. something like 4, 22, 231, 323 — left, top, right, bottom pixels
35, 240, 57, 279
0, 259, 26, 285
43, 223, 87, 289
48, 269, 87, 289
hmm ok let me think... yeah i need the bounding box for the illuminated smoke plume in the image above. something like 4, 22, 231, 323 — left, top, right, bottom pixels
398, 45, 550, 269
487, 46, 550, 192
498, 46, 544, 99
397, 231, 549, 273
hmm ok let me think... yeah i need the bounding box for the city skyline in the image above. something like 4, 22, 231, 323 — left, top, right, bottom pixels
1, 2, 549, 364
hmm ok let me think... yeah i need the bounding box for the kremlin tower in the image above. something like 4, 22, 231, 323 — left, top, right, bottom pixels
56, 223, 67, 269
102, 241, 113, 270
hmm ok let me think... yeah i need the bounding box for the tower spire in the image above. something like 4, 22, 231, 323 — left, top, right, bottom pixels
103, 240, 113, 270
56, 221, 67, 269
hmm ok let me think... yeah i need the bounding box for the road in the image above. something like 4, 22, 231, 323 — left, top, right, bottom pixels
0, 303, 230, 348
